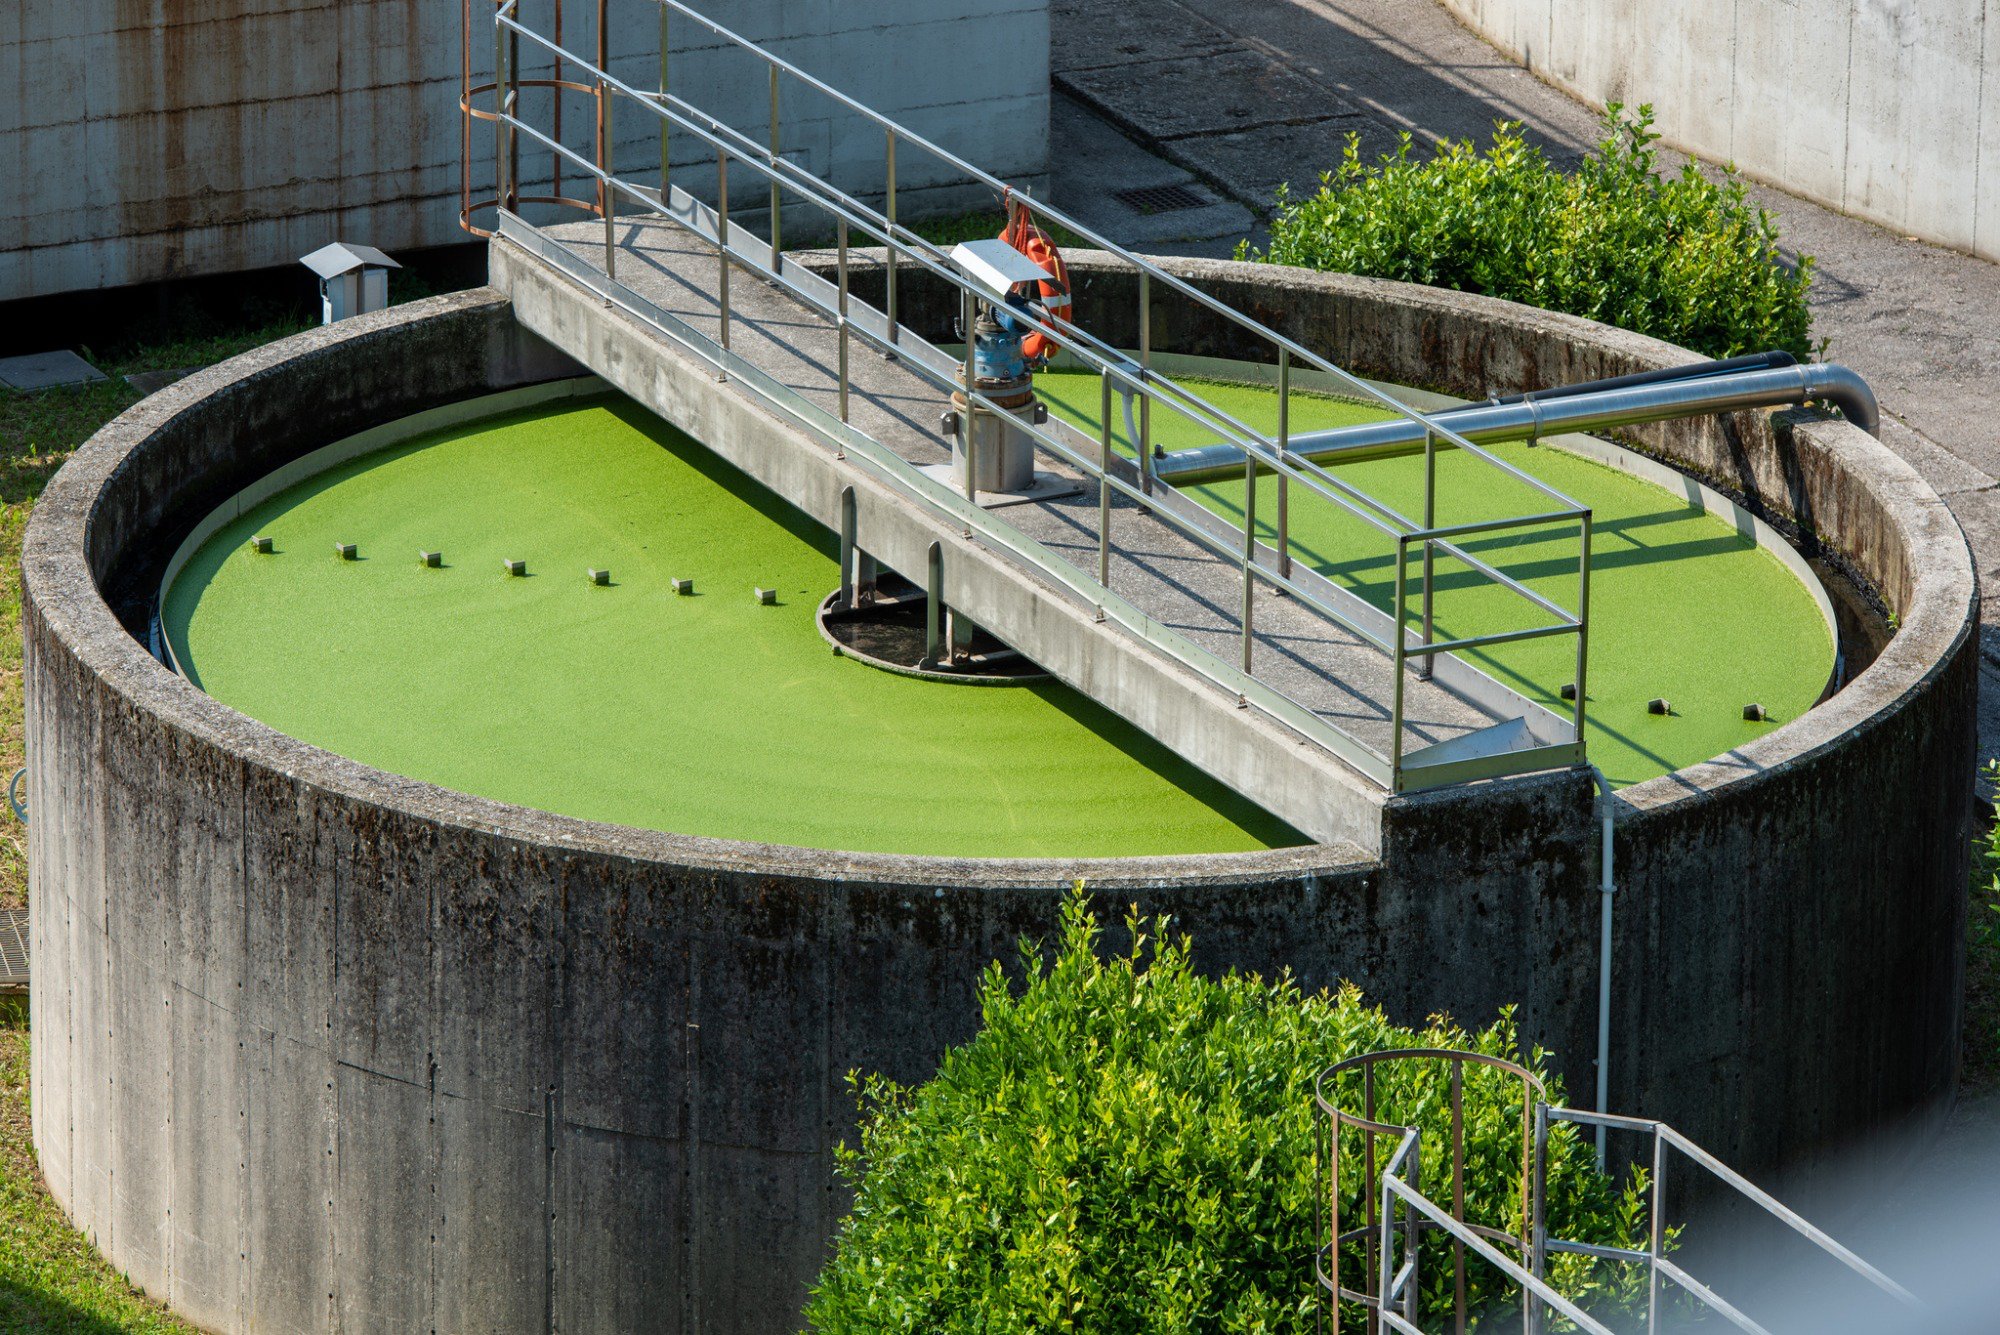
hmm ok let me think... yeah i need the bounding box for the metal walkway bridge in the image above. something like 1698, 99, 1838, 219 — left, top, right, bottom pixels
463, 0, 1595, 814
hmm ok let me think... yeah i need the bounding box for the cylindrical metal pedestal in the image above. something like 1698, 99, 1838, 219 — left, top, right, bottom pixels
950, 385, 1037, 493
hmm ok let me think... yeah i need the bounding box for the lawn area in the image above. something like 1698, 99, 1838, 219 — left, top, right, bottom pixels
0, 1003, 200, 1333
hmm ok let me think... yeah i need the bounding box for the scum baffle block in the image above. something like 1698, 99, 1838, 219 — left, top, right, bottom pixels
1648, 697, 1672, 715
672, 578, 694, 595
419, 550, 441, 568
335, 543, 357, 560
504, 559, 526, 576
1559, 682, 1577, 701
754, 586, 777, 605
589, 568, 611, 586
250, 535, 273, 554
1743, 703, 1768, 721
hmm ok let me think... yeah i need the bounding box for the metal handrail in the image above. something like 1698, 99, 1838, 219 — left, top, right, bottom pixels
644, 0, 1582, 511
476, 0, 1596, 789
498, 214, 1405, 785
1319, 1051, 1920, 1335
1541, 1106, 1922, 1329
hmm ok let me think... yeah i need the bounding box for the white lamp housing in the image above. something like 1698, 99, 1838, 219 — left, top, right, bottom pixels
301, 242, 403, 325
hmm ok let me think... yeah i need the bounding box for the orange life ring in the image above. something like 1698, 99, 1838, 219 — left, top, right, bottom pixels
999, 195, 1070, 364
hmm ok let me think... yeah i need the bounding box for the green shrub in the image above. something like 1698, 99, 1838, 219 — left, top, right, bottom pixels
807, 893, 1649, 1333
1243, 105, 1815, 361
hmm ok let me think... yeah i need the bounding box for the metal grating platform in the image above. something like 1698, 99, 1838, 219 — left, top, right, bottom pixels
0, 907, 26, 993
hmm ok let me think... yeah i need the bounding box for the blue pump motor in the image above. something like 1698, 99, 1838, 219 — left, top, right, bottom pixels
971, 295, 1038, 385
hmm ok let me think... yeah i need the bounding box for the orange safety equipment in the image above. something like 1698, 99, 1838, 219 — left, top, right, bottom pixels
999, 191, 1071, 364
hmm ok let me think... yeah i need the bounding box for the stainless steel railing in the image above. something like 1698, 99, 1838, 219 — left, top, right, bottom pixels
1318, 1051, 1920, 1335
465, 0, 1597, 791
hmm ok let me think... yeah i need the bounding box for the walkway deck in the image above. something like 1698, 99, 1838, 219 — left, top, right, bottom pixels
535, 213, 1500, 763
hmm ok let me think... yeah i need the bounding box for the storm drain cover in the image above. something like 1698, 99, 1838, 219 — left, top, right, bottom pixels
0, 908, 25, 993
1112, 183, 1210, 214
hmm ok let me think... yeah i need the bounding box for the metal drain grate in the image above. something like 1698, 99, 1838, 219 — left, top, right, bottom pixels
0, 908, 26, 993
1112, 183, 1210, 214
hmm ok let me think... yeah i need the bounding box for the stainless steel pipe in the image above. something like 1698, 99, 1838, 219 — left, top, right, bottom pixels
1155, 362, 1879, 486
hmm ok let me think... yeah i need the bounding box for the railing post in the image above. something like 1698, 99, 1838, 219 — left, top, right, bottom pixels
1400, 1142, 1421, 1329
1647, 1134, 1665, 1335
493, 9, 510, 212
668, 4, 684, 200
1390, 535, 1409, 791
601, 78, 617, 280
1278, 348, 1291, 580
1420, 428, 1436, 680
961, 286, 978, 504
1242, 451, 1256, 672
837, 216, 850, 423
1098, 372, 1113, 594
1138, 270, 1153, 492
1529, 1102, 1550, 1335
1451, 1062, 1467, 1335
1573, 512, 1593, 746
768, 63, 782, 273
884, 130, 899, 352
717, 148, 730, 372
507, 16, 520, 211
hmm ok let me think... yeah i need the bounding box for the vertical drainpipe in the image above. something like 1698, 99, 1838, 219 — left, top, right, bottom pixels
1591, 765, 1617, 1170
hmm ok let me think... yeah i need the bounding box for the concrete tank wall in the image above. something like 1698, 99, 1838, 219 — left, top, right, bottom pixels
0, 0, 1049, 303
1439, 0, 2000, 264
23, 273, 1971, 1332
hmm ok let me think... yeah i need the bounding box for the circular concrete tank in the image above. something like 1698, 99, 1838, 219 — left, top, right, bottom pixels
22, 273, 1973, 1333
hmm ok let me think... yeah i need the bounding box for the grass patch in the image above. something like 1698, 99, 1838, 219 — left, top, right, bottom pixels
0, 1008, 199, 1332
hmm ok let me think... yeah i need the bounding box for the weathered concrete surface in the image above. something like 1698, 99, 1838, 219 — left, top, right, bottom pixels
0, 0, 1049, 303
23, 271, 1970, 1331
1439, 0, 2000, 265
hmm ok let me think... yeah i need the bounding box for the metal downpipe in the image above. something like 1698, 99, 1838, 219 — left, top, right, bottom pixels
1153, 361, 1881, 485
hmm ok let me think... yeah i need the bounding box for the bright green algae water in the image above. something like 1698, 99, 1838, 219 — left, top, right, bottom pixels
162, 398, 1302, 857
1033, 372, 1835, 787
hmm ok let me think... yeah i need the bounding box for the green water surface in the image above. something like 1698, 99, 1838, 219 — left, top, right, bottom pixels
1033, 371, 1835, 786
163, 397, 1304, 857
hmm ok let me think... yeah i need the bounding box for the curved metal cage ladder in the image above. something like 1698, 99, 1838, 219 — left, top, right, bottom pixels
1317, 1050, 1922, 1335
1317, 1049, 1555, 1335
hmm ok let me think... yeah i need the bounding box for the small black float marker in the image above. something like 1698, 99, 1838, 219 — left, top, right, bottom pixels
335, 542, 357, 561
754, 586, 777, 605
1647, 697, 1672, 716
672, 578, 694, 596
250, 535, 274, 554
504, 559, 526, 577
1559, 682, 1577, 701
419, 550, 441, 568
1743, 703, 1768, 721
588, 568, 611, 586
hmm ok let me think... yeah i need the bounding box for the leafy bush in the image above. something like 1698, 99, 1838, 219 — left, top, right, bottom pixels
807, 893, 1648, 1333
1243, 105, 1815, 361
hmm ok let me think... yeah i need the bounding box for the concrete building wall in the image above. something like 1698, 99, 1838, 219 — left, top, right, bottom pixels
23, 273, 1971, 1332
1440, 0, 2000, 264
0, 0, 1050, 303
